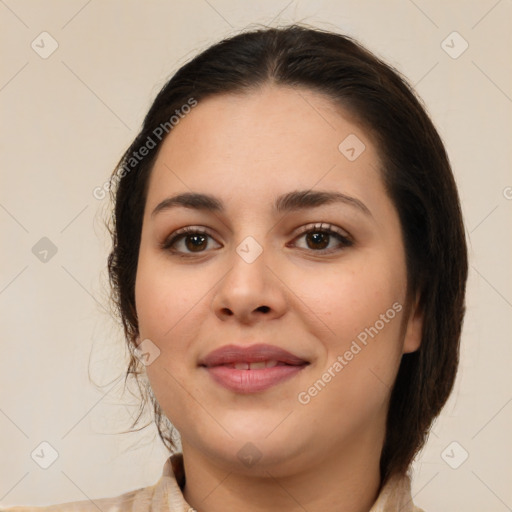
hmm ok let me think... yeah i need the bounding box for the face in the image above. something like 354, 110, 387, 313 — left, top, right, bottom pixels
135, 85, 423, 476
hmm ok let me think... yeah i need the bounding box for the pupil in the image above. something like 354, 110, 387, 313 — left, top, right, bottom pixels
307, 232, 328, 250
186, 234, 207, 251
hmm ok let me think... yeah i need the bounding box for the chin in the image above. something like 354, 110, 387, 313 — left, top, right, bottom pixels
186, 422, 311, 476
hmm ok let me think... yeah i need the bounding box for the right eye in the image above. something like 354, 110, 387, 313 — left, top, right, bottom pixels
161, 226, 221, 255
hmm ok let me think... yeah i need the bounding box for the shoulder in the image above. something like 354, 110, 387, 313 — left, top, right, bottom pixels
370, 472, 426, 512
0, 456, 187, 512
0, 484, 156, 512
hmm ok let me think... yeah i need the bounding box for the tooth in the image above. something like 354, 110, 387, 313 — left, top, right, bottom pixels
234, 362, 249, 370
265, 360, 278, 368
249, 361, 267, 370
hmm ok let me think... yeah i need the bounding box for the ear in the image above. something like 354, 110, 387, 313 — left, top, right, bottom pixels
402, 292, 423, 354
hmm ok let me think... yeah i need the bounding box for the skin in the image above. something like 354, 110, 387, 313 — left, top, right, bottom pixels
134, 85, 423, 512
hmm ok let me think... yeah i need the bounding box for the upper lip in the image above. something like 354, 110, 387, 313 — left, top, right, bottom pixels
199, 344, 309, 367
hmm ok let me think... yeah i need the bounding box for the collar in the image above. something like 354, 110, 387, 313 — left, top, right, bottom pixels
157, 453, 423, 512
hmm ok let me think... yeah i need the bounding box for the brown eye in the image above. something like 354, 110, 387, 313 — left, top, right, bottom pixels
162, 227, 221, 254
291, 224, 353, 254
183, 233, 208, 252
305, 231, 330, 250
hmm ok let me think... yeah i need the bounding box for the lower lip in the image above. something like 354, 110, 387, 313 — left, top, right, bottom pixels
204, 365, 306, 393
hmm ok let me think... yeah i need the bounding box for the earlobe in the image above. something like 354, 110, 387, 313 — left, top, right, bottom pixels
402, 293, 423, 354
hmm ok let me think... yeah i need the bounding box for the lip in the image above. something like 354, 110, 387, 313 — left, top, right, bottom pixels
199, 344, 309, 393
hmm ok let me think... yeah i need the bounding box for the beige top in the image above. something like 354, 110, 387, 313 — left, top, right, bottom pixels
2, 454, 424, 511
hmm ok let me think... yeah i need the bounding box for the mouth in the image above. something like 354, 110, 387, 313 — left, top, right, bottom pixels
199, 344, 309, 394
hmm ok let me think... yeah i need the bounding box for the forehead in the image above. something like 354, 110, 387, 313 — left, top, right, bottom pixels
145, 85, 387, 218
155, 85, 375, 162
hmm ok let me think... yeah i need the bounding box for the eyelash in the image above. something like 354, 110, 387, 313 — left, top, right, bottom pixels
161, 223, 353, 257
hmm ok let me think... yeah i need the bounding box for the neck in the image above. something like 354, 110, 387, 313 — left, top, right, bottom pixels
181, 432, 383, 512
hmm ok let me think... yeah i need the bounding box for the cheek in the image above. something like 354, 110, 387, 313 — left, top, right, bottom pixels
134, 248, 220, 414
135, 249, 207, 341
295, 252, 406, 344
297, 286, 405, 433
295, 252, 406, 405
134, 255, 206, 429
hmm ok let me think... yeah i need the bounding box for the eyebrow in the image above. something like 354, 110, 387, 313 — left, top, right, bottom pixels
151, 189, 372, 218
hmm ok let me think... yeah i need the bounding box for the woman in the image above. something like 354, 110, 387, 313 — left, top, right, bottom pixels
4, 24, 468, 512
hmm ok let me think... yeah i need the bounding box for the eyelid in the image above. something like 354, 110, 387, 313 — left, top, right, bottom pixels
292, 222, 352, 241
160, 225, 216, 250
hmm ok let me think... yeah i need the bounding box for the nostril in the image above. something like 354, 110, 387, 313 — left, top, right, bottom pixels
258, 306, 270, 313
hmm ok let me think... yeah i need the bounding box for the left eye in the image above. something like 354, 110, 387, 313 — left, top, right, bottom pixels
291, 224, 353, 252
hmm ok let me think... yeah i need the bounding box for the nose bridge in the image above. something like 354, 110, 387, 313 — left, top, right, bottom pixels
228, 203, 272, 267
235, 233, 266, 266
227, 230, 269, 292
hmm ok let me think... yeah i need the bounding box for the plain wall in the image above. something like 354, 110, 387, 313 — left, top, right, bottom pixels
1, 1, 511, 510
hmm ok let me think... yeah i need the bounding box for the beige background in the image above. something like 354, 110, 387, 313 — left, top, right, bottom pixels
1, 0, 511, 510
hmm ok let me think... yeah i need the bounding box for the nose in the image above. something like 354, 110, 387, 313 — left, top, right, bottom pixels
210, 242, 288, 325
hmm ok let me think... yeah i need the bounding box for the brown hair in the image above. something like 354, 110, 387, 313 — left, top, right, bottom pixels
107, 24, 468, 483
